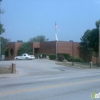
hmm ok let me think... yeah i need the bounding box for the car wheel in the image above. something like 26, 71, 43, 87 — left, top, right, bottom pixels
25, 57, 28, 60
16, 58, 18, 60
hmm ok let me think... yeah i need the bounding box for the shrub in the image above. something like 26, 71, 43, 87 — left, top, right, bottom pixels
39, 54, 46, 58
61, 53, 84, 62
42, 54, 46, 58
62, 54, 70, 61
58, 55, 65, 61
68, 56, 84, 62
74, 57, 84, 62
68, 56, 74, 61
49, 54, 56, 60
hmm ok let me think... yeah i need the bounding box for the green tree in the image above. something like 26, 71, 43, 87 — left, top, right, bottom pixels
29, 35, 49, 42
80, 19, 100, 62
0, 24, 6, 55
87, 20, 99, 54
88, 28, 99, 53
1, 37, 10, 56
95, 19, 100, 28
0, 24, 5, 35
80, 30, 93, 62
17, 40, 23, 42
18, 42, 32, 55
2, 48, 9, 57
1, 37, 10, 48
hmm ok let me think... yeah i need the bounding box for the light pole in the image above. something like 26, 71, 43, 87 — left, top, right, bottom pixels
99, 24, 100, 66
0, 0, 3, 59
0, 0, 2, 60
72, 41, 74, 66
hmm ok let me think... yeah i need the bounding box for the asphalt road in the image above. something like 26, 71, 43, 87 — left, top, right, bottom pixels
0, 59, 100, 100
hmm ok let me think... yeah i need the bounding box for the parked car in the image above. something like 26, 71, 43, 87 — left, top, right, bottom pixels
29, 55, 35, 60
14, 53, 35, 60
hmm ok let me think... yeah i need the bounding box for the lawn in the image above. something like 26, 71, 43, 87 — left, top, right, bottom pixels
0, 66, 12, 74
56, 61, 99, 69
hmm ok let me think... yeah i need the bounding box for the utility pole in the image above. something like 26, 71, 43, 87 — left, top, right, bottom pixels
72, 41, 74, 66
0, 0, 2, 59
99, 24, 100, 66
0, 0, 3, 60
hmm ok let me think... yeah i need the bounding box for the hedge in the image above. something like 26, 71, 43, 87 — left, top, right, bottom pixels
49, 54, 56, 60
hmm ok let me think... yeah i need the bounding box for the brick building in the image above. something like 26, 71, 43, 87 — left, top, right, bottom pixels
5, 41, 80, 60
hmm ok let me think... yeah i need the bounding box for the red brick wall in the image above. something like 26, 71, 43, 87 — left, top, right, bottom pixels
5, 42, 23, 60
57, 41, 79, 57
5, 41, 80, 60
5, 41, 98, 63
30, 42, 40, 54
5, 42, 15, 60
39, 41, 56, 54
73, 42, 80, 58
15, 42, 23, 56
4, 41, 98, 64
38, 41, 79, 58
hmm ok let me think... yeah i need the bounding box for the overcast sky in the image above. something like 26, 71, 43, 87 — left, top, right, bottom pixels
1, 0, 100, 42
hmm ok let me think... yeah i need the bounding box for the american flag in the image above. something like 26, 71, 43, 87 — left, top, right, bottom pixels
55, 22, 58, 30
55, 22, 58, 41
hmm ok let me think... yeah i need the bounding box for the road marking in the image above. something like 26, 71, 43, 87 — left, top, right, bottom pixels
0, 78, 100, 96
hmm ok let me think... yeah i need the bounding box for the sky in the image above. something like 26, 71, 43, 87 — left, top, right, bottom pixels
1, 0, 100, 42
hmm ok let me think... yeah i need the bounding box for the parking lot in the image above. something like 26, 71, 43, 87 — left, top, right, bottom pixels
0, 59, 100, 100
0, 59, 90, 78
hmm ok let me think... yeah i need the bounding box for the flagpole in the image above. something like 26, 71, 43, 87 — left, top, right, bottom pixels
55, 22, 58, 60
56, 31, 57, 60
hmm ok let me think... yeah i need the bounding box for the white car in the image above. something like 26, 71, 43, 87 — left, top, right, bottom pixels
14, 53, 35, 60
29, 55, 35, 60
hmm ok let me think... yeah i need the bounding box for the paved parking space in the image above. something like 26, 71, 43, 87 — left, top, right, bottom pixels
0, 59, 98, 78
0, 59, 100, 100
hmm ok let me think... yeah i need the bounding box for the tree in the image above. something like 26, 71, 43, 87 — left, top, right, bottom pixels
88, 28, 99, 53
1, 37, 10, 56
80, 30, 93, 62
29, 35, 49, 42
2, 48, 9, 57
1, 37, 10, 48
0, 24, 5, 35
18, 42, 32, 55
17, 40, 23, 42
80, 19, 100, 62
0, 24, 6, 55
95, 19, 100, 28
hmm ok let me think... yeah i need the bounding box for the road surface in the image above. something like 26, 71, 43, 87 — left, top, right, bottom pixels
0, 59, 100, 100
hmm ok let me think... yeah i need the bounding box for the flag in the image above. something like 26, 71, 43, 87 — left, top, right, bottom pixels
55, 22, 58, 41
55, 33, 58, 41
